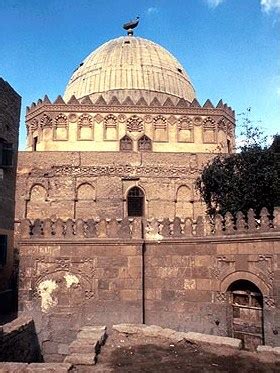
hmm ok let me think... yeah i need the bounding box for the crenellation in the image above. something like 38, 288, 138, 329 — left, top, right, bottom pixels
19, 208, 280, 241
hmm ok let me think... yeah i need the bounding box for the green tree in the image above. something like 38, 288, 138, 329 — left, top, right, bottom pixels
196, 113, 280, 218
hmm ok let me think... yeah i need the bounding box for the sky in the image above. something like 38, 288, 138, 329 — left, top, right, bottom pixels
1, 0, 279, 149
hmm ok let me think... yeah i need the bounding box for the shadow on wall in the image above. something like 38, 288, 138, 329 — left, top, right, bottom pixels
0, 316, 43, 363
0, 247, 19, 322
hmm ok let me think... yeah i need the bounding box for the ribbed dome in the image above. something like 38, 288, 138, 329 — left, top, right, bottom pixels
63, 36, 196, 104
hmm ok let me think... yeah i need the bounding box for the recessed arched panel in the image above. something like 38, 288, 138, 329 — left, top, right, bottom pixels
29, 184, 47, 201
75, 183, 96, 219
77, 183, 95, 201
27, 184, 49, 219
175, 185, 193, 219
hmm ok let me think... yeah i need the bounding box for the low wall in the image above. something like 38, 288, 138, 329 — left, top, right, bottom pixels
0, 316, 41, 362
17, 209, 280, 360
144, 237, 279, 346
18, 239, 143, 362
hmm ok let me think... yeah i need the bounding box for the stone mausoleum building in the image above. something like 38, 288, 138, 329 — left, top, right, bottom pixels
14, 26, 280, 361
17, 32, 235, 222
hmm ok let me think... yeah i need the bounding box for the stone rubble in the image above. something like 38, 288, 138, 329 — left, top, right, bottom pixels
64, 325, 107, 366
112, 324, 242, 349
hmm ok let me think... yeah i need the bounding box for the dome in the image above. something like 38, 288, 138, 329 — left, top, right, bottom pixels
63, 36, 196, 104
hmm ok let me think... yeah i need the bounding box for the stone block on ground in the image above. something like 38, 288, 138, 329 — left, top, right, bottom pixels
64, 353, 96, 366
273, 347, 280, 355
166, 331, 186, 343
0, 363, 73, 373
112, 323, 148, 334
76, 330, 106, 344
184, 332, 242, 349
142, 325, 164, 338
69, 339, 98, 354
27, 363, 73, 372
257, 345, 274, 353
81, 325, 106, 332
0, 363, 28, 373
257, 345, 280, 359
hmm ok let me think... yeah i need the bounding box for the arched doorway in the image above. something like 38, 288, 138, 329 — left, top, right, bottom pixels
127, 187, 144, 217
227, 280, 264, 350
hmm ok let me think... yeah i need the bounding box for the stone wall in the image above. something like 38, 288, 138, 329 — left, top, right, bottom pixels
0, 315, 41, 362
15, 151, 214, 223
18, 218, 143, 362
17, 208, 280, 360
0, 78, 21, 301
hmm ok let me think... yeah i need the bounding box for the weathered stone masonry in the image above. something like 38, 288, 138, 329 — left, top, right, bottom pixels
17, 208, 280, 361
0, 78, 21, 310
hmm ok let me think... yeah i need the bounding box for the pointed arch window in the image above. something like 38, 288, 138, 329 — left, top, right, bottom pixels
127, 187, 144, 217
138, 135, 152, 151
120, 135, 133, 151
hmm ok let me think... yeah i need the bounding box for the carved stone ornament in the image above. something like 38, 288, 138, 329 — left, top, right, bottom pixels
194, 116, 202, 126
218, 119, 227, 132
78, 114, 93, 127
30, 119, 39, 131
167, 115, 177, 125
53, 162, 199, 177
263, 296, 276, 309
210, 255, 235, 280
143, 115, 153, 123
127, 115, 144, 132
153, 115, 166, 129
203, 116, 216, 129
248, 255, 274, 288
178, 116, 193, 130
40, 114, 52, 128
104, 114, 117, 128
55, 113, 67, 127
214, 291, 227, 304
68, 113, 78, 123
118, 114, 127, 123
94, 114, 103, 123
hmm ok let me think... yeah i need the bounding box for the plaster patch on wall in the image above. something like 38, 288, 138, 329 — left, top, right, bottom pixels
37, 279, 58, 313
64, 273, 79, 288
184, 279, 196, 290
145, 226, 163, 241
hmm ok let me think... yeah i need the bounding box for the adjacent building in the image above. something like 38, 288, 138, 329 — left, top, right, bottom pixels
0, 78, 21, 311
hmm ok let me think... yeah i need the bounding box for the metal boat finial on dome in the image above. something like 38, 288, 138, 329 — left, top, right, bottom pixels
123, 16, 139, 36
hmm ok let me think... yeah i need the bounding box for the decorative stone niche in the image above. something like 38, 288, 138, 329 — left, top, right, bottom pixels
177, 116, 194, 143
77, 114, 94, 141
53, 114, 68, 141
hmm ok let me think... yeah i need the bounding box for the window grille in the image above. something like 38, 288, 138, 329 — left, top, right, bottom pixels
120, 135, 133, 151
138, 135, 152, 151
127, 187, 144, 217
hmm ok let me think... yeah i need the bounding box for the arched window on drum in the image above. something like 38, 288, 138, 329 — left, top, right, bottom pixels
127, 187, 145, 217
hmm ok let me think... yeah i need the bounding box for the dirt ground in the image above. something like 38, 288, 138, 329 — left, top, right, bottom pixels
87, 331, 280, 373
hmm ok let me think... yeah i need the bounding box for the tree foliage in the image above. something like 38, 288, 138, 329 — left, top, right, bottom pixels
196, 113, 280, 218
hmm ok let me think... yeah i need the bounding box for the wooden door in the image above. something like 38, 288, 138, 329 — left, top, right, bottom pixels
230, 290, 264, 350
